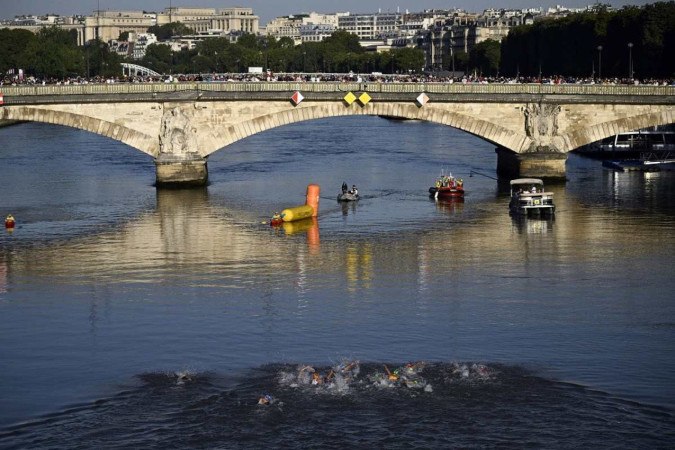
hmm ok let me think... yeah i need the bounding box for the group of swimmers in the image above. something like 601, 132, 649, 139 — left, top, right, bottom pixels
257, 360, 436, 406
370, 362, 430, 390
257, 361, 494, 406
258, 360, 360, 406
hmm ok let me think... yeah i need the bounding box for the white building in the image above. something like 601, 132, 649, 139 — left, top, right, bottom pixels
266, 12, 346, 43
299, 23, 336, 42
265, 15, 304, 41
157, 7, 258, 34
128, 32, 157, 59
338, 12, 402, 40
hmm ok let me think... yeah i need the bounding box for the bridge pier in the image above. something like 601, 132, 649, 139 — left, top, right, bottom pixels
496, 147, 567, 180
154, 155, 208, 188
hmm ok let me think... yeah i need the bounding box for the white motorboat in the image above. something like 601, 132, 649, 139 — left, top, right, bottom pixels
509, 178, 555, 217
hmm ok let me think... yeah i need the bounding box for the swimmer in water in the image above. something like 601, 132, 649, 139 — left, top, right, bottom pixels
258, 394, 274, 405
175, 371, 192, 384
338, 360, 359, 373
404, 361, 425, 375
296, 365, 316, 385
384, 365, 399, 382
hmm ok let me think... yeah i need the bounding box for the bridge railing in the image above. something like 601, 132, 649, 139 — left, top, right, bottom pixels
1, 82, 674, 97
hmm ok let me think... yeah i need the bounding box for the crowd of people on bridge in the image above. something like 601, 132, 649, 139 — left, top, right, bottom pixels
2, 72, 674, 87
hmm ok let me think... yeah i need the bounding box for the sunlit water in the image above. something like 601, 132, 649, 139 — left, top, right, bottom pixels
1, 118, 674, 447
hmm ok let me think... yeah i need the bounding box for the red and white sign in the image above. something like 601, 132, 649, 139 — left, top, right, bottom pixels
290, 91, 304, 106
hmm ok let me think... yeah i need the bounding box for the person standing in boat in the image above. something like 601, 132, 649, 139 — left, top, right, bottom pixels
342, 181, 348, 194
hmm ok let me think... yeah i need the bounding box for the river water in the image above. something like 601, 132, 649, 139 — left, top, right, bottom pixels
1, 117, 674, 448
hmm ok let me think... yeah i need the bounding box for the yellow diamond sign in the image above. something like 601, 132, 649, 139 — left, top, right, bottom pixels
343, 92, 357, 105
359, 92, 372, 105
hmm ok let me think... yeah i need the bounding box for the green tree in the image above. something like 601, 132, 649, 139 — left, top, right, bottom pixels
236, 33, 260, 50
323, 30, 363, 53
453, 51, 470, 74
389, 47, 425, 73
147, 22, 194, 40
469, 39, 501, 76
83, 38, 122, 77
20, 27, 82, 78
0, 28, 37, 74
141, 43, 174, 73
499, 2, 675, 78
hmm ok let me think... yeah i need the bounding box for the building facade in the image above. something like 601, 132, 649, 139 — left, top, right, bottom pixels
338, 12, 402, 40
156, 7, 258, 34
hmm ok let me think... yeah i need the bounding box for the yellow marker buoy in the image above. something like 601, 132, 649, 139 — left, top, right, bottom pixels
281, 204, 314, 222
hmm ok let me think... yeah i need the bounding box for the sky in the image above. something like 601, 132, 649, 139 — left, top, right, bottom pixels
0, 0, 653, 24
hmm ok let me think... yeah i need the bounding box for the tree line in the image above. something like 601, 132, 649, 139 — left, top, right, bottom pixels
141, 30, 425, 75
1, 2, 673, 80
500, 2, 675, 78
0, 25, 424, 78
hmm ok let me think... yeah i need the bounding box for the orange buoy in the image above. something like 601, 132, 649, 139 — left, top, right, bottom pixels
4, 214, 15, 229
307, 217, 320, 250
305, 184, 320, 217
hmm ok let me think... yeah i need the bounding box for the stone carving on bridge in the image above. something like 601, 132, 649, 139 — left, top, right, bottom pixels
523, 103, 562, 152
159, 107, 198, 157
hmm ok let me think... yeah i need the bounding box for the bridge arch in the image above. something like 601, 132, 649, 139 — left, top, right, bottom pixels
561, 109, 674, 151
202, 103, 528, 158
1, 106, 158, 157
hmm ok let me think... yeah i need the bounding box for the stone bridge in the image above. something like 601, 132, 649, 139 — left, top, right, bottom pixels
1, 82, 673, 186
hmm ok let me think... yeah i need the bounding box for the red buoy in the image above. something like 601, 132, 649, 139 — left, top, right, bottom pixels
270, 212, 283, 226
5, 214, 15, 229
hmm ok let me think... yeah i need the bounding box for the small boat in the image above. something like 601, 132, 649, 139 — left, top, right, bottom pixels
338, 182, 359, 202
337, 192, 359, 202
509, 178, 555, 217
429, 173, 464, 199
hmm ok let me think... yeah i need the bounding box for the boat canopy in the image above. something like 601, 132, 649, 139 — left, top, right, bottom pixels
510, 178, 544, 186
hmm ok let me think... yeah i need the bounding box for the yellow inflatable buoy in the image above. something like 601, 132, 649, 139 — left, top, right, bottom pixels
281, 204, 314, 222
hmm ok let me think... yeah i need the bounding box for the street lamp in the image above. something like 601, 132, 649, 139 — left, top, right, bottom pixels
627, 42, 633, 79
597, 45, 603, 80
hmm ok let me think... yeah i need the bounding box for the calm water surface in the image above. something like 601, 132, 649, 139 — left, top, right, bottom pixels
1, 118, 674, 448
